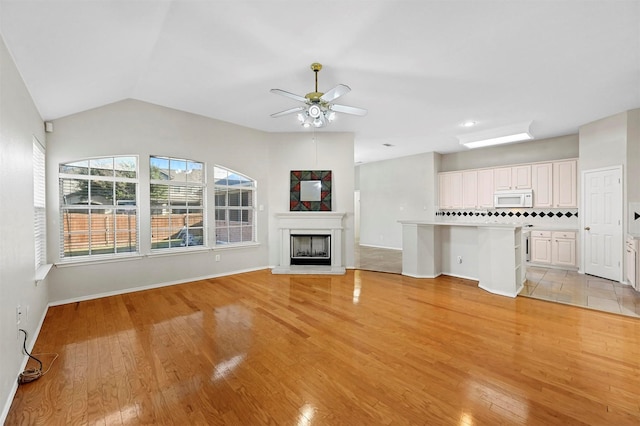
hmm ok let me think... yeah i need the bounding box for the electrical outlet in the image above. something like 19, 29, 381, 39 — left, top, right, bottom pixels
16, 305, 22, 325
215, 254, 220, 262
25, 305, 29, 323
457, 256, 463, 264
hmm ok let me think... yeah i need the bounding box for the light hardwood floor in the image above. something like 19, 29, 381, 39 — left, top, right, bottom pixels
7, 269, 640, 425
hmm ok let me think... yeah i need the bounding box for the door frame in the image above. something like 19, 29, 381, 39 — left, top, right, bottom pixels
580, 165, 623, 282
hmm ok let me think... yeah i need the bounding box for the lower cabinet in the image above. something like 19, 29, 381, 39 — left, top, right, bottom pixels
552, 231, 577, 267
531, 231, 552, 264
530, 230, 576, 268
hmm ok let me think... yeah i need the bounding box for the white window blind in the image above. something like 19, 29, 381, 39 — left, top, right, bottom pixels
59, 156, 138, 259
150, 156, 205, 250
214, 166, 256, 245
33, 139, 46, 269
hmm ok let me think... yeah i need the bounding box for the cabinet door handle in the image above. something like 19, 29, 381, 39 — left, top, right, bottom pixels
585, 226, 591, 231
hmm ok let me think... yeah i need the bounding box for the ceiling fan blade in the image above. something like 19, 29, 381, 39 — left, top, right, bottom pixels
270, 88, 307, 103
330, 103, 368, 116
320, 84, 351, 102
270, 106, 305, 118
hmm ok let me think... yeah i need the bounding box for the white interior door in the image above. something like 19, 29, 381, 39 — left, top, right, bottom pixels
582, 166, 622, 281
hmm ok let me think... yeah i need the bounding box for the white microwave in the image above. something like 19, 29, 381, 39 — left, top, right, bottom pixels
494, 189, 533, 208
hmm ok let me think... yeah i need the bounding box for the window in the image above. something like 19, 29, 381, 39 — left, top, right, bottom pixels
150, 156, 205, 250
59, 156, 138, 259
33, 139, 46, 269
214, 166, 255, 245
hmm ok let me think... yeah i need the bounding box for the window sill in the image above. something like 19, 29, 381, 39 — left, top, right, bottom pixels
56, 254, 144, 268
147, 247, 211, 258
214, 242, 261, 251
35, 264, 53, 282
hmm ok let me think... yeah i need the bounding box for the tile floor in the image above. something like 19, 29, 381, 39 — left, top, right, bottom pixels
355, 244, 640, 318
354, 244, 402, 274
520, 266, 640, 317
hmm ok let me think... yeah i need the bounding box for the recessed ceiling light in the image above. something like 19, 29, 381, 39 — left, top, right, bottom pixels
462, 121, 476, 128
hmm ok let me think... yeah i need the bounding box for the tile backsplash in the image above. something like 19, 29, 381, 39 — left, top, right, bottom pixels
436, 208, 579, 228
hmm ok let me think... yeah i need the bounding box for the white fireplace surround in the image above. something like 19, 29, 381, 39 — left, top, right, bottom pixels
272, 212, 346, 274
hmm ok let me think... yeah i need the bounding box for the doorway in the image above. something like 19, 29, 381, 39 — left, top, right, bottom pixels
582, 166, 623, 282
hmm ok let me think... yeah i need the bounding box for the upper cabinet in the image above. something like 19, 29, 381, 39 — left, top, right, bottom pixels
439, 171, 463, 209
462, 170, 478, 209
494, 165, 531, 191
553, 160, 577, 208
532, 163, 553, 208
438, 158, 577, 210
477, 169, 494, 208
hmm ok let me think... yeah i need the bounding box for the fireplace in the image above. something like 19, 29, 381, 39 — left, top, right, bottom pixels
272, 212, 345, 275
291, 234, 331, 265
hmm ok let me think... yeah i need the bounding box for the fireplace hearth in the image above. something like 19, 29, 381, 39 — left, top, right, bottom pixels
291, 234, 331, 265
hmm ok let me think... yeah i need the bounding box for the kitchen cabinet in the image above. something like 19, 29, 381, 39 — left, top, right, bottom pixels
530, 230, 577, 268
532, 163, 553, 207
552, 231, 576, 267
494, 165, 531, 191
530, 231, 552, 264
439, 172, 462, 209
477, 169, 494, 208
553, 160, 577, 208
462, 170, 478, 209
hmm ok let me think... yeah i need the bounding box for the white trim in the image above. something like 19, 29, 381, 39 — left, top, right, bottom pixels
580, 165, 624, 282
1, 304, 49, 425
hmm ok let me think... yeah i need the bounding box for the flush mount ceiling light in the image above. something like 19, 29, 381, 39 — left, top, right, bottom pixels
458, 121, 533, 149
270, 63, 367, 129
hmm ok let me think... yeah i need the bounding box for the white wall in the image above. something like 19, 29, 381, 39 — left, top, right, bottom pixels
358, 152, 438, 249
266, 132, 355, 267
0, 35, 48, 422
439, 134, 579, 172
46, 99, 272, 303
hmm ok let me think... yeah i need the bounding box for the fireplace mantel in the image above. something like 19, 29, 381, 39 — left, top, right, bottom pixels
272, 212, 346, 275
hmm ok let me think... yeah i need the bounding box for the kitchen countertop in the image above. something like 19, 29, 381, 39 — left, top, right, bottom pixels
524, 225, 580, 232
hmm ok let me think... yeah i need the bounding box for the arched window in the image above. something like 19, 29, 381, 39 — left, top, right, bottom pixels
59, 156, 138, 259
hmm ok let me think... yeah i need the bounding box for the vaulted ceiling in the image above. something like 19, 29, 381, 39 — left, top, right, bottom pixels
1, 1, 639, 163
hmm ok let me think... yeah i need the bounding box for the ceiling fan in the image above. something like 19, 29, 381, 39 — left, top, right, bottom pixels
270, 63, 367, 128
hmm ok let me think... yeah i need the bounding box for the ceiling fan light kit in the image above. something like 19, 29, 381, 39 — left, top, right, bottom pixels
270, 63, 367, 128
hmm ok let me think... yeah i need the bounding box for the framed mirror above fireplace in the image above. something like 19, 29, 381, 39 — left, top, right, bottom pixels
290, 170, 332, 211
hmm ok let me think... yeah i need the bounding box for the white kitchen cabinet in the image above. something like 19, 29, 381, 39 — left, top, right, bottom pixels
553, 160, 577, 208
477, 169, 494, 208
462, 170, 478, 209
530, 231, 552, 264
532, 163, 553, 207
552, 231, 576, 267
512, 165, 532, 189
530, 230, 577, 268
494, 167, 512, 191
439, 172, 463, 209
494, 165, 531, 191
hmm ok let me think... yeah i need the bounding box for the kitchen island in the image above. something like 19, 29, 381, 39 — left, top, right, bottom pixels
399, 221, 524, 297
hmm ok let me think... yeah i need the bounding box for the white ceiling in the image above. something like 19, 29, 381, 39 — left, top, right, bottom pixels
1, 1, 639, 164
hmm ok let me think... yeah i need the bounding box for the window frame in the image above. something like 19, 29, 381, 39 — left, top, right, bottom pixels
33, 138, 46, 269
213, 165, 257, 246
149, 155, 206, 252
58, 155, 139, 261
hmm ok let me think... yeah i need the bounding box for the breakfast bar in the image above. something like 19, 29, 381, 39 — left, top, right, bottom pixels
399, 221, 524, 297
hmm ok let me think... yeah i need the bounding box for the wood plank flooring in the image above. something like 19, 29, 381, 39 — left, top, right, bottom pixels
7, 269, 640, 425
